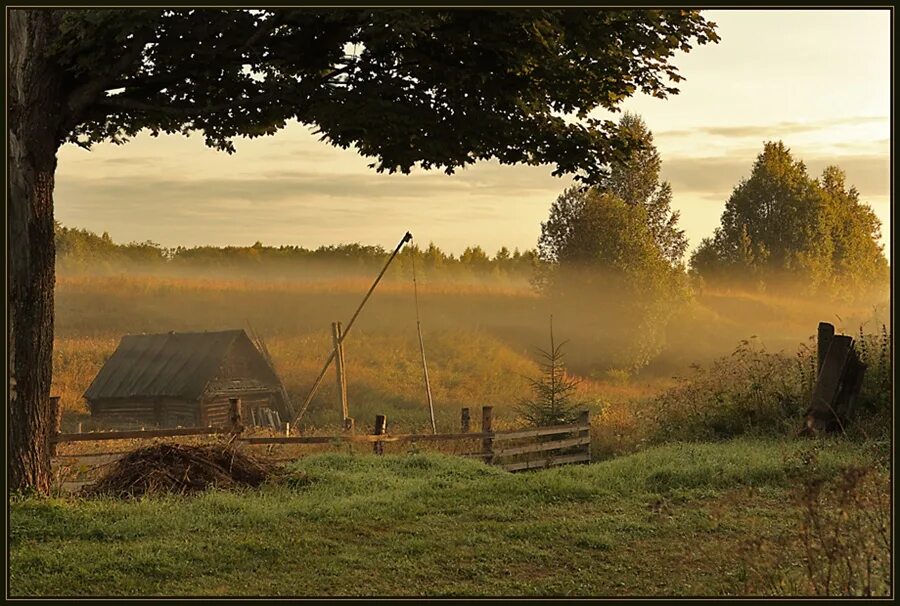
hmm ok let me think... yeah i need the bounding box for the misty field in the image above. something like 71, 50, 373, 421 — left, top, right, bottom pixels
52, 272, 889, 445
19, 270, 889, 597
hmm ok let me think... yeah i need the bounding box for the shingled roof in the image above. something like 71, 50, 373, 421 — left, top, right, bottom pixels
84, 330, 255, 401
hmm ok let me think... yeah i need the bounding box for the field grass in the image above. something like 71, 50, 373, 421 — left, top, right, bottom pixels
10, 438, 889, 597
52, 271, 888, 436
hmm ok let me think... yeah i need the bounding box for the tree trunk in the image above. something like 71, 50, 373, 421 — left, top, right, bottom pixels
8, 10, 67, 494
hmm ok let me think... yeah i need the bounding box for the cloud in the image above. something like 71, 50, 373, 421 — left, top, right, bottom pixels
662, 151, 889, 199
656, 116, 888, 139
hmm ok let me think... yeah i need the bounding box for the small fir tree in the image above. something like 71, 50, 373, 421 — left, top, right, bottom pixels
517, 317, 584, 427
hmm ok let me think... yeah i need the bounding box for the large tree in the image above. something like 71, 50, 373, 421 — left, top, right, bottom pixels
690, 141, 888, 295
8, 9, 718, 492
537, 187, 690, 373
607, 112, 687, 266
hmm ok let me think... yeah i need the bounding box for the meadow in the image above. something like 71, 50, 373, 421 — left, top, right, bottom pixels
11, 440, 890, 596
22, 267, 890, 597
52, 269, 889, 443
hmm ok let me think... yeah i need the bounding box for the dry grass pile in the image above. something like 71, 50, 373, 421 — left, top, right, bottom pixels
85, 443, 277, 498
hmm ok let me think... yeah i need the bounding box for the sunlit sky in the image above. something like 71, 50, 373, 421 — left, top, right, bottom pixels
55, 9, 891, 260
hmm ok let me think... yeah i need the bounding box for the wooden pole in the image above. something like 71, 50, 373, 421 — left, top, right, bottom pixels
817, 322, 835, 376
229, 397, 243, 433
417, 321, 436, 435
460, 407, 470, 433
373, 414, 387, 455
291, 231, 413, 426
481, 406, 494, 463
48, 396, 61, 457
332, 321, 350, 427
411, 254, 436, 434
578, 409, 591, 460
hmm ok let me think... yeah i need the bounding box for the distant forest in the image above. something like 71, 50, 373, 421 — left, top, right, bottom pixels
54, 222, 540, 280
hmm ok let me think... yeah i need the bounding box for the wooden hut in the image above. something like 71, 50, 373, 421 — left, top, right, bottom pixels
84, 329, 291, 429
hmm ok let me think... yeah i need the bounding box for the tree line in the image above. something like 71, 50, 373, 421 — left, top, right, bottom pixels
534, 113, 888, 374
54, 223, 541, 280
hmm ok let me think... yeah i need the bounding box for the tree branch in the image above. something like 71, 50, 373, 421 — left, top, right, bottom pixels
66, 29, 154, 116
242, 11, 284, 50
97, 92, 275, 117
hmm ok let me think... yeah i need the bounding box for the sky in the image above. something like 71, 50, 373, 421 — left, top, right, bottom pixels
55, 9, 892, 259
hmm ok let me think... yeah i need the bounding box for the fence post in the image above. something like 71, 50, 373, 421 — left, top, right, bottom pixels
460, 407, 470, 433
817, 322, 835, 376
48, 396, 61, 457
578, 409, 591, 461
373, 414, 386, 455
229, 397, 243, 433
481, 406, 493, 464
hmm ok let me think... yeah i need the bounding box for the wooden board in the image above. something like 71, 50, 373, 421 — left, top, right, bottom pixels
493, 435, 591, 458
501, 452, 592, 473
53, 426, 234, 443
492, 423, 588, 442
239, 431, 491, 445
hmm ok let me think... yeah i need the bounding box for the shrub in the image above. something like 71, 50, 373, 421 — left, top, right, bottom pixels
644, 327, 892, 443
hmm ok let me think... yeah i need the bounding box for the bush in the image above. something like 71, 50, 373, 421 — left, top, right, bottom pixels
644, 327, 892, 443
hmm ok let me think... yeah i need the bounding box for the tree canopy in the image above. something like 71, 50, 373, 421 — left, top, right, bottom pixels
52, 9, 719, 184
537, 187, 690, 373
9, 7, 719, 494
607, 113, 687, 266
690, 142, 888, 296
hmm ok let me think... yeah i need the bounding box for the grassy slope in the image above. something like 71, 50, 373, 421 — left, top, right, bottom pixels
10, 438, 887, 597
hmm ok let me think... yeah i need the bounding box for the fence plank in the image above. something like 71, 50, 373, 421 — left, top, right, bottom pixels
53, 426, 235, 443
493, 435, 591, 458
239, 431, 490, 445
501, 452, 592, 472
492, 423, 587, 441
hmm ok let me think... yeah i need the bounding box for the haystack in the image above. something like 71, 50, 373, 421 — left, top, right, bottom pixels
85, 443, 276, 498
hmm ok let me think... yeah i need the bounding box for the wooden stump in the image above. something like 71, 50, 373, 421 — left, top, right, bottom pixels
806, 335, 854, 434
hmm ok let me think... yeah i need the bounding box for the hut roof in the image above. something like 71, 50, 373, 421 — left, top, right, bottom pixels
84, 329, 260, 401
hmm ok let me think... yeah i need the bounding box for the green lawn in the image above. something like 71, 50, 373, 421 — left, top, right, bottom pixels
9, 438, 889, 597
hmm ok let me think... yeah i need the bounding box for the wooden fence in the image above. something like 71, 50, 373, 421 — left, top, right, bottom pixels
50, 400, 592, 485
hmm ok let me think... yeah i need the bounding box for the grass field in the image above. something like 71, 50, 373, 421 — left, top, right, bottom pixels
52, 271, 889, 435
12, 270, 891, 598
10, 439, 889, 597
